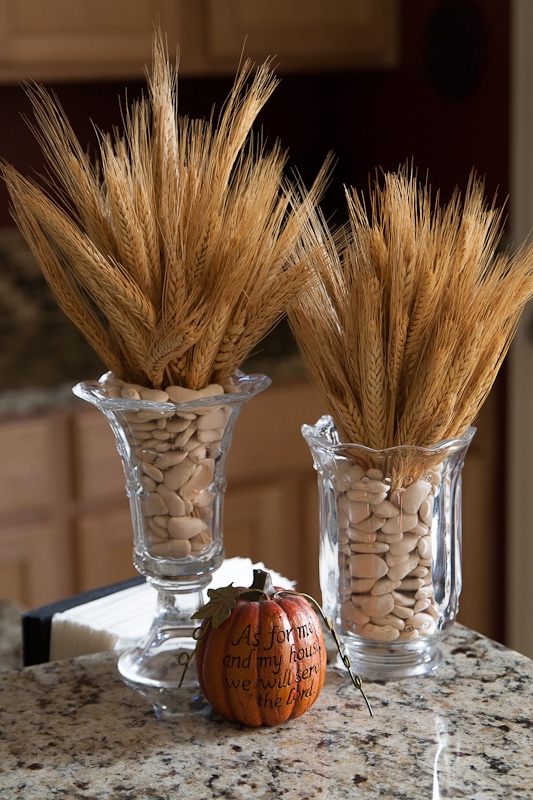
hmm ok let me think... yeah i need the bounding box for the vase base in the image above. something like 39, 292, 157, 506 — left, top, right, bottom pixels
117, 630, 198, 690
341, 634, 445, 681
122, 679, 210, 720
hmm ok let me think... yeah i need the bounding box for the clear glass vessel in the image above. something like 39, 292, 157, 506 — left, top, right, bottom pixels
302, 416, 475, 680
74, 370, 270, 689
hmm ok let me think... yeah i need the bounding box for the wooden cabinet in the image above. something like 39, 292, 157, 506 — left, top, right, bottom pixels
0, 0, 180, 81
224, 378, 324, 596
0, 519, 68, 608
0, 414, 56, 516
0, 377, 325, 608
0, 0, 399, 82
75, 507, 135, 592
202, 0, 399, 74
71, 408, 127, 504
0, 375, 505, 643
71, 407, 135, 591
0, 412, 73, 606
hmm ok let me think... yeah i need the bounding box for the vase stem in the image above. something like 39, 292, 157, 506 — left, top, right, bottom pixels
117, 586, 205, 689
154, 587, 205, 635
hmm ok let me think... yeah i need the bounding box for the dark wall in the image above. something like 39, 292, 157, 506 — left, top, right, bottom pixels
0, 0, 509, 227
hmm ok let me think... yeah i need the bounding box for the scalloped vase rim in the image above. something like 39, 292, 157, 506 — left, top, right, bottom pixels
301, 414, 476, 456
72, 370, 271, 411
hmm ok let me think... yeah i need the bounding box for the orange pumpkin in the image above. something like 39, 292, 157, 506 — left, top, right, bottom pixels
194, 570, 327, 726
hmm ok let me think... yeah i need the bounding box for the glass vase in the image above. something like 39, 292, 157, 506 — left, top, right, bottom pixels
73, 370, 270, 689
302, 416, 475, 680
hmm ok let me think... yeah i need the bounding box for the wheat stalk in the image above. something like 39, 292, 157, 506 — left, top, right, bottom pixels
1, 27, 329, 391
290, 165, 533, 451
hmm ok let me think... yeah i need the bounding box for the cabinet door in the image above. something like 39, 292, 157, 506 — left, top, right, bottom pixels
0, 411, 73, 606
223, 378, 324, 593
224, 474, 320, 598
71, 408, 137, 592
301, 475, 320, 599
75, 505, 136, 592
0, 0, 180, 81
0, 520, 70, 607
72, 408, 126, 505
226, 378, 325, 482
224, 480, 300, 584
204, 0, 399, 71
0, 415, 54, 517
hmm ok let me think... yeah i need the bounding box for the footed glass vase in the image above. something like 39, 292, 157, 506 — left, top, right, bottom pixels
74, 370, 270, 689
302, 416, 475, 680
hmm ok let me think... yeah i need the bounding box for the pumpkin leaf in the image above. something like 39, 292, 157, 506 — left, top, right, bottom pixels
191, 583, 242, 628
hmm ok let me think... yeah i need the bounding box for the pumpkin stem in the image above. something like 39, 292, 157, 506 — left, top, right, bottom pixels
247, 568, 276, 599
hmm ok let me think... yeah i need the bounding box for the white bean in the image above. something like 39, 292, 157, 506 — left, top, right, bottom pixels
389, 532, 419, 555
150, 539, 192, 558
143, 492, 168, 516
360, 592, 394, 617
351, 513, 385, 533
349, 553, 389, 579
351, 541, 389, 554
387, 552, 420, 582
163, 459, 196, 491
168, 516, 206, 540
396, 480, 431, 514
362, 623, 400, 641
381, 512, 419, 534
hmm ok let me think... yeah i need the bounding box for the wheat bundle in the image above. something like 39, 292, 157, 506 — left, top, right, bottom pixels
2, 30, 329, 390
290, 166, 533, 450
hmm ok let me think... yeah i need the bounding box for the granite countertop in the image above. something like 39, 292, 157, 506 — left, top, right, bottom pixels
0, 601, 22, 672
0, 623, 531, 799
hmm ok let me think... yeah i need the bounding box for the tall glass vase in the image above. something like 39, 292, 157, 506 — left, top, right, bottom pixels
73, 370, 270, 689
302, 416, 475, 680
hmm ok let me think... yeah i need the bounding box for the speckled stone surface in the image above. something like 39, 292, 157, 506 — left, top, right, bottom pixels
0, 624, 531, 799
0, 602, 22, 672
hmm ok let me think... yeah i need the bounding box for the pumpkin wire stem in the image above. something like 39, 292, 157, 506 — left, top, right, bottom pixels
177, 622, 212, 687
279, 589, 374, 717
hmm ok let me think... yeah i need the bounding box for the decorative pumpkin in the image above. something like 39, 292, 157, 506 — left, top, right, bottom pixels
193, 569, 327, 726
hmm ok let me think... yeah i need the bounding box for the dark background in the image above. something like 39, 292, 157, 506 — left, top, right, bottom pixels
0, 0, 510, 229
